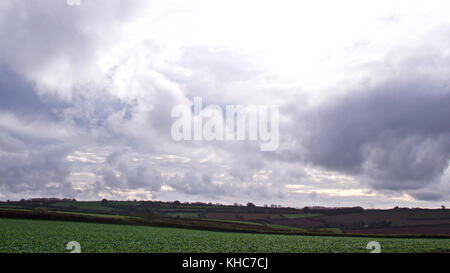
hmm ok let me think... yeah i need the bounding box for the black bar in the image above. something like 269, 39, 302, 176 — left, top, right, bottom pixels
0, 253, 447, 272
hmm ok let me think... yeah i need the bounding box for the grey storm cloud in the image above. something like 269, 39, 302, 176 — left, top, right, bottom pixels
0, 66, 60, 117
0, 0, 140, 68
281, 57, 450, 200
167, 173, 227, 196
0, 144, 73, 195
96, 160, 164, 192
412, 191, 445, 201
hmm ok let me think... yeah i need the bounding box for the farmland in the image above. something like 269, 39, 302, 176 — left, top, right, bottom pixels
1, 218, 449, 253
1, 200, 450, 237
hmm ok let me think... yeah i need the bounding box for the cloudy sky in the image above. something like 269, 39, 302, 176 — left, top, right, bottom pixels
0, 0, 449, 208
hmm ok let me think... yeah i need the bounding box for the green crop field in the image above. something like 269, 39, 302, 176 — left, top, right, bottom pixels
0, 218, 449, 253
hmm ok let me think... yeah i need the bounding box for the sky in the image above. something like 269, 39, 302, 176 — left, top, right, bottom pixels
0, 0, 449, 208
